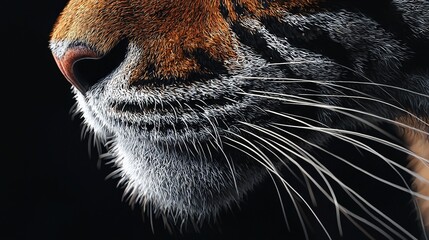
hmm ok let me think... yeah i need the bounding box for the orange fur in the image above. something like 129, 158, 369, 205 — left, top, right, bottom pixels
50, 0, 321, 82
397, 116, 429, 228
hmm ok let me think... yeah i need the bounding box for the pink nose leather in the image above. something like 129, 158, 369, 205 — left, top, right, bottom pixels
53, 46, 100, 93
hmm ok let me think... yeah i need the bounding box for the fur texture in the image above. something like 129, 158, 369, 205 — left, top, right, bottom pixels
50, 0, 429, 238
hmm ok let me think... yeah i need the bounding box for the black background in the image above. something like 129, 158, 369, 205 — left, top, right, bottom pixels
4, 1, 424, 240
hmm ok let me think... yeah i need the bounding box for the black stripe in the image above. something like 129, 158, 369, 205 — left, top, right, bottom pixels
318, 0, 429, 76
130, 49, 227, 88
231, 22, 284, 63
186, 48, 229, 75
319, 0, 415, 43
260, 0, 270, 9
260, 17, 352, 68
219, 0, 229, 19
231, 22, 296, 76
231, 0, 246, 15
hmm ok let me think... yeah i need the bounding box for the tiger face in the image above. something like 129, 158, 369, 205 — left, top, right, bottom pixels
50, 0, 429, 238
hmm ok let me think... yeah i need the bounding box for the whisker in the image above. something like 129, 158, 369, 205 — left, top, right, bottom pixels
255, 139, 322, 231
298, 93, 429, 128
224, 132, 275, 170
242, 90, 429, 138
273, 122, 429, 189
239, 121, 418, 239
195, 104, 222, 145
272, 111, 429, 180
269, 121, 428, 238
265, 60, 323, 66
274, 126, 421, 239
255, 140, 308, 188
271, 119, 422, 193
237, 75, 375, 99
239, 125, 344, 236
224, 134, 317, 240
264, 93, 400, 143
265, 61, 406, 103
267, 170, 291, 232
211, 138, 240, 197
330, 80, 429, 99
270, 109, 429, 167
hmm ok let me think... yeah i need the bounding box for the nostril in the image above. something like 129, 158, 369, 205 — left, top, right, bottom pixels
74, 40, 128, 92
54, 39, 128, 94
53, 45, 99, 93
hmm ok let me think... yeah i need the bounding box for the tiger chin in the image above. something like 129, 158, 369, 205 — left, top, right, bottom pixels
50, 0, 429, 238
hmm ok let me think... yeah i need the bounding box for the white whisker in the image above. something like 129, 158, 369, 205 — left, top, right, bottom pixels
239, 124, 344, 236
236, 75, 375, 99
238, 120, 417, 239
269, 121, 428, 238
242, 90, 428, 138
265, 60, 323, 66
273, 122, 429, 189
211, 138, 240, 197
254, 139, 308, 188
242, 65, 429, 100
331, 80, 429, 99
267, 171, 291, 231
224, 134, 316, 240
298, 93, 429, 128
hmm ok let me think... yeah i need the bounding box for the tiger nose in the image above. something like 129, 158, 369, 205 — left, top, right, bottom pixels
53, 45, 100, 93
53, 40, 128, 94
